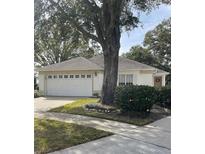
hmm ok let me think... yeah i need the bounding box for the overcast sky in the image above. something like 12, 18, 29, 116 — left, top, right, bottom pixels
120, 4, 171, 55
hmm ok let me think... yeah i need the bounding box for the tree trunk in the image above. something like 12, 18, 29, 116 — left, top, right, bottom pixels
101, 27, 121, 105
101, 46, 119, 105
100, 0, 122, 105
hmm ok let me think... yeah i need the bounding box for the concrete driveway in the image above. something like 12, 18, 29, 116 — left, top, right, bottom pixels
34, 97, 79, 112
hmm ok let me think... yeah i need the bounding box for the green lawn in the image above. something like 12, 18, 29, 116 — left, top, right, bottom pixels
49, 98, 168, 126
35, 118, 112, 154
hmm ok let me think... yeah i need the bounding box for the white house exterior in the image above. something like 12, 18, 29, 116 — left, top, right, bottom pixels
37, 55, 169, 97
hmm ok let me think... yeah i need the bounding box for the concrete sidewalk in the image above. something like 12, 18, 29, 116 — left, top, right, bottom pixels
35, 112, 171, 153
50, 135, 170, 154
147, 116, 171, 132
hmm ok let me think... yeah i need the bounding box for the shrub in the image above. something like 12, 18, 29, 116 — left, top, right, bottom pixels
115, 85, 158, 113
93, 92, 100, 98
156, 86, 171, 109
34, 84, 39, 90
34, 90, 42, 98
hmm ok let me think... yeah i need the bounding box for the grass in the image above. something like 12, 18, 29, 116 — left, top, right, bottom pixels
49, 98, 169, 126
35, 118, 112, 154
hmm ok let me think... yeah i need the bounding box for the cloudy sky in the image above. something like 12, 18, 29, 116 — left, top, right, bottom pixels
120, 4, 171, 55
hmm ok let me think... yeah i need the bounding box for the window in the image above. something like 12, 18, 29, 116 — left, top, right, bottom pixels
119, 74, 126, 85
70, 75, 74, 78
81, 75, 85, 78
87, 74, 91, 78
53, 75, 57, 79
75, 75, 79, 78
59, 75, 63, 79
64, 75, 68, 78
48, 75, 52, 79
119, 74, 133, 85
126, 74, 133, 85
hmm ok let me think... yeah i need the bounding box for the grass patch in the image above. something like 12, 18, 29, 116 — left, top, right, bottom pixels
35, 118, 112, 154
49, 98, 169, 126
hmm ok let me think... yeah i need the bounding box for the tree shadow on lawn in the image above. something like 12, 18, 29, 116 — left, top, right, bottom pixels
34, 118, 113, 154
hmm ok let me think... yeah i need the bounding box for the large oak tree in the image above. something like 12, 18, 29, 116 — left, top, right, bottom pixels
36, 0, 170, 104
34, 0, 100, 66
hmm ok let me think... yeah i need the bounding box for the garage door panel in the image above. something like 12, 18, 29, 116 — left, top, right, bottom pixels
46, 78, 92, 96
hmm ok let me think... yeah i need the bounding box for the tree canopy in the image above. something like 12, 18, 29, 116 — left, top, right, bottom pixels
144, 18, 171, 72
35, 0, 170, 50
123, 18, 171, 84
34, 0, 100, 66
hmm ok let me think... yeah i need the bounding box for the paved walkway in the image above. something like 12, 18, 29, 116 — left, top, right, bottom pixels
50, 135, 170, 154
35, 112, 171, 154
34, 97, 78, 112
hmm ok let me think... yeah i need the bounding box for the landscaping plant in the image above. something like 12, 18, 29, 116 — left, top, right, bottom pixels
115, 85, 158, 113
156, 86, 171, 109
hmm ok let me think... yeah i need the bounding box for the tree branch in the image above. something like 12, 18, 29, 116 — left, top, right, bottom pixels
71, 20, 98, 42
48, 0, 99, 42
83, 0, 105, 45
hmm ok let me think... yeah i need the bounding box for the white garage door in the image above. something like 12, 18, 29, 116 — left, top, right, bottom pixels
46, 74, 93, 96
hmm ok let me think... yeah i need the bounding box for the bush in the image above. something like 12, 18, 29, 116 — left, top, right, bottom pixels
93, 92, 100, 98
34, 90, 42, 98
34, 84, 39, 90
115, 85, 158, 113
156, 86, 171, 109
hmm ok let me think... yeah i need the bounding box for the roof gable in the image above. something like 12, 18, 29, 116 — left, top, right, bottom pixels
38, 57, 103, 71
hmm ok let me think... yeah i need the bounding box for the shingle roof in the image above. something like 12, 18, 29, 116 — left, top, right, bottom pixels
38, 57, 103, 72
89, 55, 157, 71
38, 55, 168, 74
154, 69, 169, 74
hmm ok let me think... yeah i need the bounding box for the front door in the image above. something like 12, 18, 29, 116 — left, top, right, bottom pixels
154, 76, 162, 87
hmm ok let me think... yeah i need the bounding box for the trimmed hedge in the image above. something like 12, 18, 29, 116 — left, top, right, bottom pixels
156, 86, 171, 109
115, 85, 157, 113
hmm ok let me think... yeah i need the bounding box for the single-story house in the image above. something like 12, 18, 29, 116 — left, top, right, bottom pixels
37, 55, 169, 96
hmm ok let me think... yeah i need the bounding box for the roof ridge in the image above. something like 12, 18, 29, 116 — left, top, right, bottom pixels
38, 56, 103, 71
88, 55, 104, 68
80, 56, 104, 68
40, 57, 81, 69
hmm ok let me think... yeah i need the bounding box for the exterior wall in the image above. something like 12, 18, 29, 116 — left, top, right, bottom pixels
93, 71, 103, 95
38, 73, 45, 95
162, 74, 166, 86
93, 70, 156, 95
137, 73, 154, 86
38, 69, 167, 96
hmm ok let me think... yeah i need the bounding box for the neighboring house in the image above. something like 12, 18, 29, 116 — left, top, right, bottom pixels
37, 55, 169, 96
